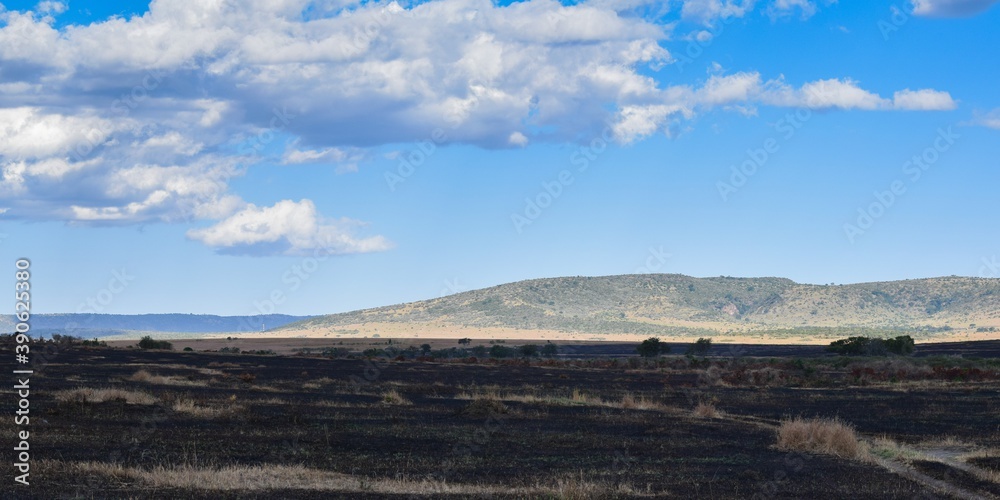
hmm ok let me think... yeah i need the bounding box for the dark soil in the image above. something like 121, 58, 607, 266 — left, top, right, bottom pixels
4, 342, 999, 499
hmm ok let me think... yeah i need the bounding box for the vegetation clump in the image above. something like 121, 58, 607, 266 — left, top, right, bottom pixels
827, 335, 914, 356
686, 337, 713, 356
636, 337, 670, 357
137, 336, 172, 350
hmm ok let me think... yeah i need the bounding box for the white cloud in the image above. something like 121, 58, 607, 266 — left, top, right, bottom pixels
681, 0, 756, 25
0, 107, 122, 161
970, 108, 1000, 129
911, 0, 999, 17
0, 0, 961, 255
508, 131, 529, 147
891, 89, 958, 110
768, 0, 819, 19
36, 2, 68, 15
186, 199, 392, 256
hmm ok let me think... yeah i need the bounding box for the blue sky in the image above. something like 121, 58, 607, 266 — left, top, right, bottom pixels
0, 0, 998, 315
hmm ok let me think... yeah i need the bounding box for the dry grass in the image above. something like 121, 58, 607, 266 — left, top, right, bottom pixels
776, 417, 866, 459
54, 387, 157, 405
129, 370, 207, 387
380, 389, 411, 406
619, 393, 666, 411
39, 460, 629, 497
458, 392, 508, 417
868, 436, 927, 462
693, 402, 721, 419
570, 388, 605, 406
171, 398, 244, 419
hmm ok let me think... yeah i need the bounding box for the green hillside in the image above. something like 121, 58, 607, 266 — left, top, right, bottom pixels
276, 274, 1000, 338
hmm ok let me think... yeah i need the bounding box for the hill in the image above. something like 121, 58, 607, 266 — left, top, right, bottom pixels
275, 274, 1000, 342
1, 313, 311, 338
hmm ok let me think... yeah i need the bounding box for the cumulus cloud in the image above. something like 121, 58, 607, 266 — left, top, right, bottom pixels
0, 0, 960, 255
969, 108, 1000, 129
186, 199, 392, 256
891, 89, 958, 110
911, 0, 999, 17
681, 0, 756, 24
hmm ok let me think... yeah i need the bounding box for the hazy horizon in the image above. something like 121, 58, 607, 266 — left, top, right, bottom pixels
1, 0, 998, 316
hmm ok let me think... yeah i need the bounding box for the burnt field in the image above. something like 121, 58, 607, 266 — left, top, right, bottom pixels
5, 338, 1000, 499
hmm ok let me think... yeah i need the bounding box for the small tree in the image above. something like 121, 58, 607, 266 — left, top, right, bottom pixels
489, 345, 514, 358
518, 344, 539, 357
420, 343, 432, 355
686, 338, 712, 356
884, 335, 915, 355
637, 337, 670, 357
138, 336, 172, 350
458, 338, 472, 345
541, 343, 558, 358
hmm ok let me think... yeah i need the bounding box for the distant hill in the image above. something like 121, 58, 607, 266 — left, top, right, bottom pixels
275, 274, 1000, 340
0, 313, 311, 338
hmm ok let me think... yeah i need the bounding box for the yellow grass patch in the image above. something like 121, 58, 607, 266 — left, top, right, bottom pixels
54, 387, 157, 405
776, 417, 865, 459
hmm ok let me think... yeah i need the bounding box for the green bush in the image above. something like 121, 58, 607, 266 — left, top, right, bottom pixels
637, 337, 670, 357
827, 335, 915, 356
182, 347, 193, 352
541, 343, 558, 358
489, 345, 515, 358
137, 336, 172, 350
686, 338, 713, 356
518, 344, 539, 357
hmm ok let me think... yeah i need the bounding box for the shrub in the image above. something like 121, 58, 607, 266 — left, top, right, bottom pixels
458, 338, 472, 345
457, 393, 508, 417
137, 336, 172, 350
183, 347, 194, 352
884, 335, 915, 355
381, 389, 411, 406
776, 417, 865, 459
238, 373, 256, 384
686, 338, 712, 356
636, 337, 670, 357
827, 335, 914, 356
518, 344, 539, 357
541, 343, 558, 358
693, 402, 721, 418
489, 345, 515, 358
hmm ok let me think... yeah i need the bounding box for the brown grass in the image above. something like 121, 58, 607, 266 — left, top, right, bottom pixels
129, 370, 207, 387
38, 460, 627, 497
693, 402, 721, 419
458, 392, 508, 417
776, 417, 865, 459
619, 393, 666, 411
380, 389, 411, 406
54, 387, 157, 405
171, 398, 244, 419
